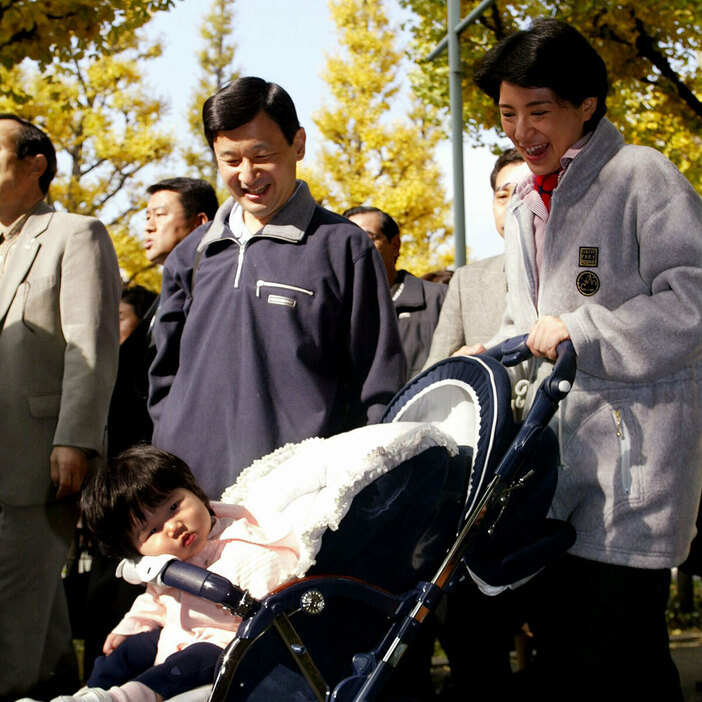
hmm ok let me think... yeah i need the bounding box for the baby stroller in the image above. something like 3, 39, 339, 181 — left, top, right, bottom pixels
127, 336, 577, 701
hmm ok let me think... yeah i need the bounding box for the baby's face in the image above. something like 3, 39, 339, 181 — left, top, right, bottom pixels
131, 488, 213, 559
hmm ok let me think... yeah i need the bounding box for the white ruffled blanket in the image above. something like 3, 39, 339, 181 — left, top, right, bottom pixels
221, 421, 457, 578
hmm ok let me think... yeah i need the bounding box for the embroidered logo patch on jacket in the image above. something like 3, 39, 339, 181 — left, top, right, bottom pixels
576, 270, 600, 296
578, 247, 599, 267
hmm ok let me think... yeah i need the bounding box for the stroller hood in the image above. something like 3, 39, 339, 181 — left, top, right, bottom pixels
382, 354, 516, 520
383, 353, 575, 589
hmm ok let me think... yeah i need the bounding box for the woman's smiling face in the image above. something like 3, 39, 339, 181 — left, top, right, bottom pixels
498, 82, 596, 176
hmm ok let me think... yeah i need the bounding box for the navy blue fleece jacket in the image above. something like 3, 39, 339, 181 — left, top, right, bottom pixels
149, 182, 406, 498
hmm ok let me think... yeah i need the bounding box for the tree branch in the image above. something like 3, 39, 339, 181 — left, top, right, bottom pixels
633, 18, 702, 121
0, 24, 37, 52
123, 262, 158, 285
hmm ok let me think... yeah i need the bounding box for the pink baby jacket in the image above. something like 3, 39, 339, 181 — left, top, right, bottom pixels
112, 502, 299, 664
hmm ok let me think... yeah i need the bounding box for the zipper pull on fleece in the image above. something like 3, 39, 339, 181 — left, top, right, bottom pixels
613, 409, 632, 494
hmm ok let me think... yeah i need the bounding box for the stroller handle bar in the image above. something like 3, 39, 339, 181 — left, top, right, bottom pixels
486, 334, 577, 485
483, 333, 533, 366
131, 335, 579, 702
485, 333, 577, 402
159, 559, 260, 618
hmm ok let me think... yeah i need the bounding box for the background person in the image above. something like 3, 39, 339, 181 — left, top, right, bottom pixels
118, 285, 158, 345
0, 114, 120, 699
344, 205, 446, 381
474, 17, 702, 701
423, 149, 527, 368
108, 178, 218, 458
143, 177, 219, 268
149, 77, 405, 500
427, 152, 533, 702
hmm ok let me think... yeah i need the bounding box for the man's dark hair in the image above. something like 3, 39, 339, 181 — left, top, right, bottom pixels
490, 148, 524, 191
121, 285, 157, 322
474, 17, 608, 133
80, 444, 212, 560
342, 205, 400, 243
202, 76, 301, 148
146, 177, 219, 221
421, 269, 454, 284
0, 113, 57, 194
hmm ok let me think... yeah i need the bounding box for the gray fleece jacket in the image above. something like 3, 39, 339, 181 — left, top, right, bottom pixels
498, 117, 702, 569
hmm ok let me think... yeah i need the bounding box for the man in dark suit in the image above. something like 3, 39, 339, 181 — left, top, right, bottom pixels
344, 206, 447, 381
0, 114, 121, 698
107, 178, 218, 457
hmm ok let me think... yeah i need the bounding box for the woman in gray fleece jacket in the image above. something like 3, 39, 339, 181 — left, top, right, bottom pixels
474, 17, 702, 702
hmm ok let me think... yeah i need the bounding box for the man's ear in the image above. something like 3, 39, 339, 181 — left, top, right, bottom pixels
193, 212, 210, 228
28, 153, 47, 182
391, 234, 401, 262
294, 127, 306, 161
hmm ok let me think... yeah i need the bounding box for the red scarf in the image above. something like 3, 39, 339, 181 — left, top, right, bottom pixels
534, 170, 561, 212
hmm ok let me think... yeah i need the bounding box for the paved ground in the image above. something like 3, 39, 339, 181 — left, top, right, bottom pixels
671, 631, 702, 702
429, 631, 702, 700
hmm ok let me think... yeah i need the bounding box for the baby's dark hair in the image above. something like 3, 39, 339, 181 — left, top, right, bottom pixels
80, 444, 212, 560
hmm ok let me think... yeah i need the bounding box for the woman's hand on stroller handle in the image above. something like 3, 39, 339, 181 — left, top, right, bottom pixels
449, 319, 572, 365
527, 316, 570, 360
485, 331, 575, 366
485, 333, 577, 401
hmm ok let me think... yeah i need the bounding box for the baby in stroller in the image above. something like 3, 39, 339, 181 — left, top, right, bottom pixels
25, 416, 462, 702
24, 444, 300, 702
24, 340, 575, 702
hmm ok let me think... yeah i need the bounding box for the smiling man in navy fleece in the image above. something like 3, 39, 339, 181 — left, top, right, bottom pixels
148, 77, 406, 499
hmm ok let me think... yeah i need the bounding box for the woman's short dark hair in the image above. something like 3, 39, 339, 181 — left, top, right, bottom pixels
202, 76, 300, 148
0, 113, 57, 194
80, 444, 212, 560
474, 18, 609, 132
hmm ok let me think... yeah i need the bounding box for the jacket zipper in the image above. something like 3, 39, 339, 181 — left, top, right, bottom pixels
230, 235, 316, 295
255, 280, 315, 297
233, 242, 246, 289
612, 409, 632, 494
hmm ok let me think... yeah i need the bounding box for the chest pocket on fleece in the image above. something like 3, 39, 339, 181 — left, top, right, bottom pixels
255, 280, 315, 309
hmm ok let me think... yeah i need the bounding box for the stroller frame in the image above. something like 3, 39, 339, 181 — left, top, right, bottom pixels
155, 336, 577, 702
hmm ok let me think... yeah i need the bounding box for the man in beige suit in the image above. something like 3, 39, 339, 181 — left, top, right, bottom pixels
0, 114, 121, 699
423, 149, 528, 367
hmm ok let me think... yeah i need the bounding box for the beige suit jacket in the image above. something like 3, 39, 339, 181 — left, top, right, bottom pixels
0, 202, 121, 505
423, 254, 507, 369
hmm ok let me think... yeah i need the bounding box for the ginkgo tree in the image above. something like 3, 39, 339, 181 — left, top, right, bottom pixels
0, 0, 177, 71
0, 31, 175, 289
302, 0, 453, 274
183, 0, 239, 191
401, 0, 702, 191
